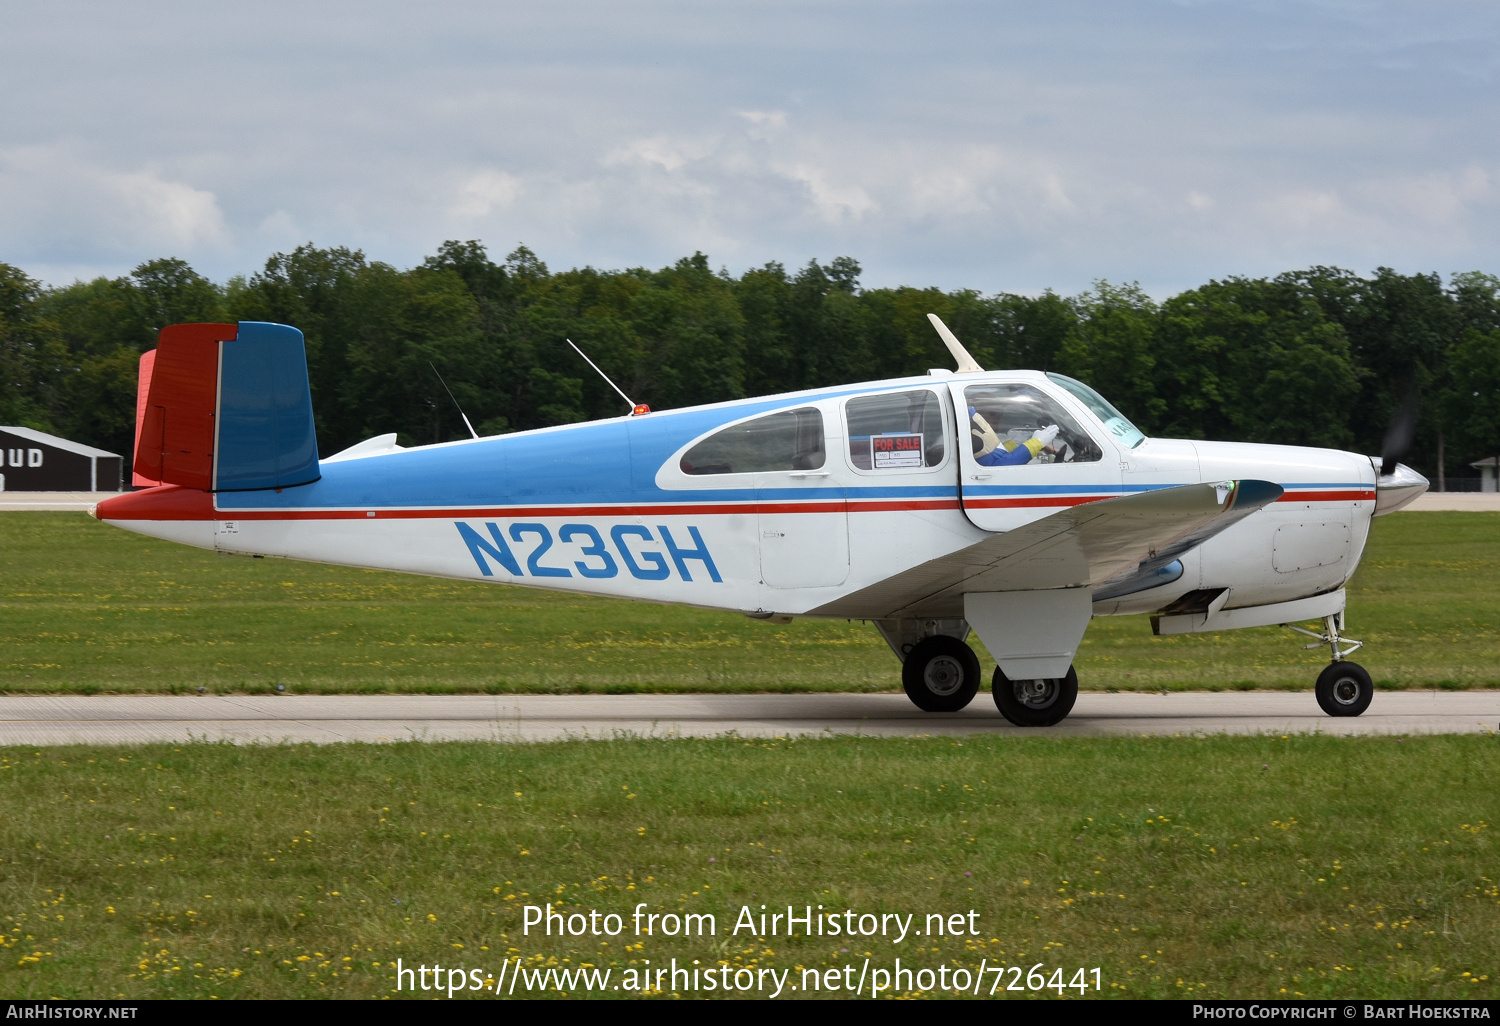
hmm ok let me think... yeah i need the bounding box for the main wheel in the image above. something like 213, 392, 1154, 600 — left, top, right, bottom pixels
992, 665, 1079, 726
1315, 661, 1373, 717
901, 636, 982, 712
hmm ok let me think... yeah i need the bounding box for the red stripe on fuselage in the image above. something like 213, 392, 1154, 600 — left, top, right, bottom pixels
99, 490, 960, 522
96, 485, 1374, 524
962, 495, 1109, 509
220, 499, 960, 519
968, 488, 1375, 510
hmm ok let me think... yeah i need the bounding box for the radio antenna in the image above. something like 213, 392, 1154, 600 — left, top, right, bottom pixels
429, 362, 479, 439
566, 338, 649, 415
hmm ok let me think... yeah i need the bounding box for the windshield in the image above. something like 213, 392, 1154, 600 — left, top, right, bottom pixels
1045, 373, 1146, 448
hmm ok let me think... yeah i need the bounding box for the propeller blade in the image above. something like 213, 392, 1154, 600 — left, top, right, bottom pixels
1379, 380, 1419, 478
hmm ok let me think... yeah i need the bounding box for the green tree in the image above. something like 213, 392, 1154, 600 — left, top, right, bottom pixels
1156, 276, 1359, 447
1284, 266, 1459, 476
25, 259, 227, 462
0, 263, 62, 431
985, 291, 1077, 372
232, 245, 485, 451
1444, 327, 1500, 471
1056, 281, 1164, 431
736, 261, 794, 397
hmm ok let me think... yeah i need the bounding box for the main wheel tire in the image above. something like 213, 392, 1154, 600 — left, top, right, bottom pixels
1315, 661, 1373, 717
901, 636, 982, 712
992, 665, 1079, 726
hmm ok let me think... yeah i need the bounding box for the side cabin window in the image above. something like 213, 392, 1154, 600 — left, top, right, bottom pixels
845, 389, 946, 470
963, 384, 1103, 467
679, 407, 825, 475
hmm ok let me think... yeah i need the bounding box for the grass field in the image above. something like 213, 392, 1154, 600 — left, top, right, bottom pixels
1, 734, 1496, 1000
1, 510, 1497, 695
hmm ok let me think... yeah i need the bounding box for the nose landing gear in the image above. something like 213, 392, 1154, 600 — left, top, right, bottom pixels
1288, 614, 1373, 717
1314, 662, 1374, 717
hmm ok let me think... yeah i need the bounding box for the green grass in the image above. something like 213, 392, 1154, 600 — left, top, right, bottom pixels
1, 511, 1497, 695
1, 734, 1496, 999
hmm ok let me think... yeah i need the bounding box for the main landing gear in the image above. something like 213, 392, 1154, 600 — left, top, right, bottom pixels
898, 632, 1079, 726
902, 635, 981, 712
992, 665, 1079, 727
1288, 614, 1373, 717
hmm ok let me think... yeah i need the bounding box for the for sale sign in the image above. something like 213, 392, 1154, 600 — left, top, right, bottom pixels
871, 433, 924, 470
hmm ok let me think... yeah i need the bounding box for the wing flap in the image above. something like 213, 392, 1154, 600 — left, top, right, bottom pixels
811, 480, 1283, 619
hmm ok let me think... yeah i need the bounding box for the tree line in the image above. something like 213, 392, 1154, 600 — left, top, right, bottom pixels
3, 241, 1498, 487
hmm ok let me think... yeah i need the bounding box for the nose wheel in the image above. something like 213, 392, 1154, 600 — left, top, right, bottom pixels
1315, 661, 1373, 717
1288, 613, 1373, 717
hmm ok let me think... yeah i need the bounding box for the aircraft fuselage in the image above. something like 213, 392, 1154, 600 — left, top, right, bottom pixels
98, 368, 1379, 623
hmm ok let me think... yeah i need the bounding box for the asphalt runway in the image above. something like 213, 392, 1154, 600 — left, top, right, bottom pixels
0, 691, 1495, 746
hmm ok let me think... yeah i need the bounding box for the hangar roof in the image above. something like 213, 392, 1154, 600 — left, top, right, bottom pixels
0, 426, 120, 459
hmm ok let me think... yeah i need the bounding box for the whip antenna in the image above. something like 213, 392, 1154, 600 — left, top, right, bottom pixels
566, 338, 650, 415
429, 362, 479, 439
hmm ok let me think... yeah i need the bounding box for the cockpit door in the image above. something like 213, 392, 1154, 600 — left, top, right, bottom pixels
946, 379, 1122, 533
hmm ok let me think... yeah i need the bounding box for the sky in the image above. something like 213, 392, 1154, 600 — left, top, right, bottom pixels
2, 0, 1498, 297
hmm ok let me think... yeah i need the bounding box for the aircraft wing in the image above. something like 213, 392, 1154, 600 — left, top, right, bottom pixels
811, 480, 1283, 619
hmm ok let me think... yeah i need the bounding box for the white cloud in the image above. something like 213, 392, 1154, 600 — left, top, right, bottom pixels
604, 138, 701, 174
452, 170, 523, 218
1260, 187, 1349, 233
737, 109, 788, 141
1355, 165, 1492, 229
0, 144, 227, 260
782, 164, 878, 221
3, 1, 1500, 295
256, 209, 305, 244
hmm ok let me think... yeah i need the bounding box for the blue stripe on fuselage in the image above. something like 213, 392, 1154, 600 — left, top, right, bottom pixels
211, 376, 1374, 513
220, 389, 908, 511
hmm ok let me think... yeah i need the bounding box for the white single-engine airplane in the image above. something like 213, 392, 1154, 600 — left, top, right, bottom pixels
96, 317, 1429, 726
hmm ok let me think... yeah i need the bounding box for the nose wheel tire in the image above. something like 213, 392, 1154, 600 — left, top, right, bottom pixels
993, 665, 1079, 726
1315, 661, 1373, 717
901, 636, 982, 712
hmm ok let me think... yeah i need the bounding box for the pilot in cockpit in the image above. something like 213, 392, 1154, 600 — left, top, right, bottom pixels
968, 405, 1061, 467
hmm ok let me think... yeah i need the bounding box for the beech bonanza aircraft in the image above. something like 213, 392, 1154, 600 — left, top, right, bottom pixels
96, 317, 1428, 726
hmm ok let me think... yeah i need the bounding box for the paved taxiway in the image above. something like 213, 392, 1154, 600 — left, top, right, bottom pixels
0, 692, 1495, 745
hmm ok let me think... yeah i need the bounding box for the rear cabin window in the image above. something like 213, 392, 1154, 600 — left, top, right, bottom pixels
679, 407, 825, 475
845, 389, 946, 470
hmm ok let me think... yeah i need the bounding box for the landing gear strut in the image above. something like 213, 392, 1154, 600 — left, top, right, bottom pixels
1288, 614, 1373, 717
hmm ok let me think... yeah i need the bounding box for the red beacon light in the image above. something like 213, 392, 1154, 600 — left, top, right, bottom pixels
631, 403, 651, 416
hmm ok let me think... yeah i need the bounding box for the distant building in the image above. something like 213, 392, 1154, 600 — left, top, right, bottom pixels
1473, 456, 1499, 494
0, 427, 123, 492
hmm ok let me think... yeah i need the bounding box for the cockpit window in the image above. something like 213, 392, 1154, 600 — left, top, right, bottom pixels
1045, 372, 1146, 449
679, 407, 825, 475
845, 389, 946, 470
963, 384, 1103, 466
